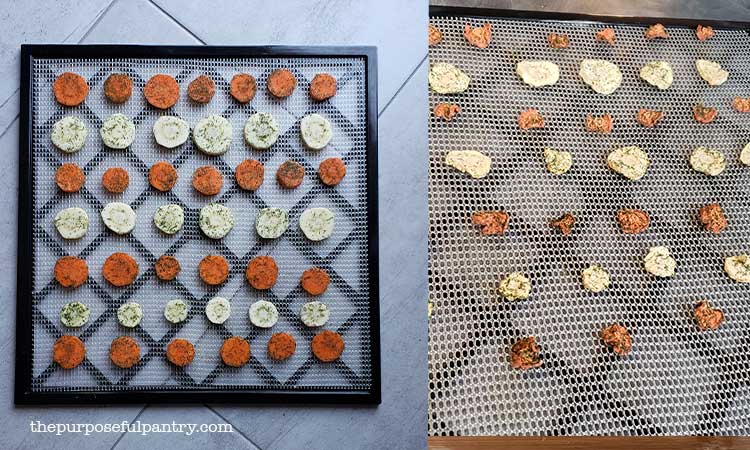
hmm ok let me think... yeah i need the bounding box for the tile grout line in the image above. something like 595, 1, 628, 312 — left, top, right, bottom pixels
77, 0, 121, 43
378, 52, 428, 118
108, 404, 149, 450
147, 0, 207, 45
204, 405, 265, 449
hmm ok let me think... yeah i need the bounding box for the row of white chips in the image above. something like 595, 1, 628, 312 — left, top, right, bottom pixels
51, 112, 334, 155
53, 202, 335, 241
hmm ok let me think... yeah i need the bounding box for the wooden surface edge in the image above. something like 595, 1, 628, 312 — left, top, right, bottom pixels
429, 436, 750, 450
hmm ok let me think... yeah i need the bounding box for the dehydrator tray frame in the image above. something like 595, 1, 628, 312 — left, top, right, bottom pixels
428, 7, 750, 436
16, 44, 379, 405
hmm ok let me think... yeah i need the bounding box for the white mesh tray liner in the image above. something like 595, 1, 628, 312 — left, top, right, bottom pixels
30, 55, 372, 393
428, 16, 750, 435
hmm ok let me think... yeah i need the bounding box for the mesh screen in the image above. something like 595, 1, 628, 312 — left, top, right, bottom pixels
30, 55, 372, 393
428, 16, 750, 435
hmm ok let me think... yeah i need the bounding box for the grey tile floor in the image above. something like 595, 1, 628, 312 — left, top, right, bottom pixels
1, 1, 427, 449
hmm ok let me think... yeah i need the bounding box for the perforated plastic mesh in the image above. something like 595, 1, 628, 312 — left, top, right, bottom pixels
428, 16, 750, 435
30, 55, 372, 393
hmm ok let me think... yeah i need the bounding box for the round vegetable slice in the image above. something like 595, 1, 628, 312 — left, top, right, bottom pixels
249, 300, 278, 328
244, 112, 279, 150
54, 207, 89, 239
51, 116, 87, 153
255, 207, 288, 239
117, 302, 143, 328
199, 203, 234, 239
300, 113, 332, 150
164, 299, 188, 324
101, 202, 136, 235
60, 301, 91, 328
300, 301, 330, 327
153, 116, 189, 148
299, 207, 335, 241
100, 113, 135, 149
153, 204, 184, 235
193, 114, 232, 155
205, 296, 231, 324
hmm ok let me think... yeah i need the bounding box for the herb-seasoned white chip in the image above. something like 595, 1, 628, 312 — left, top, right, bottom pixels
445, 150, 491, 179
199, 203, 234, 239
60, 301, 90, 328
101, 202, 136, 235
164, 299, 188, 324
193, 114, 232, 155
498, 272, 531, 301
741, 143, 750, 166
644, 246, 676, 277
639, 61, 674, 90
153, 204, 184, 235
582, 265, 610, 292
579, 59, 622, 95
696, 59, 729, 86
205, 296, 231, 324
300, 301, 330, 327
153, 116, 189, 148
51, 116, 87, 153
244, 112, 279, 150
725, 255, 750, 283
299, 207, 335, 241
249, 300, 279, 328
54, 207, 89, 239
256, 207, 288, 239
607, 146, 650, 180
100, 113, 135, 149
690, 146, 726, 176
544, 148, 572, 175
300, 113, 333, 150
516, 60, 560, 87
429, 63, 471, 94
117, 302, 143, 328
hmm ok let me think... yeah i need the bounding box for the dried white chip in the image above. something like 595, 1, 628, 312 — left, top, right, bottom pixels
607, 146, 650, 180
164, 299, 188, 324
199, 203, 234, 239
299, 207, 335, 241
516, 60, 560, 87
300, 301, 330, 327
193, 114, 232, 155
51, 116, 87, 153
724, 255, 750, 283
429, 63, 470, 94
60, 301, 90, 328
153, 116, 189, 148
644, 246, 676, 277
690, 146, 726, 176
582, 265, 610, 293
300, 113, 333, 150
205, 296, 231, 324
445, 150, 491, 179
696, 59, 729, 86
244, 112, 279, 150
256, 207, 289, 239
544, 148, 572, 175
249, 300, 279, 328
579, 59, 622, 95
153, 204, 184, 235
117, 302, 143, 328
100, 113, 135, 149
639, 61, 674, 90
101, 202, 136, 235
498, 272, 531, 301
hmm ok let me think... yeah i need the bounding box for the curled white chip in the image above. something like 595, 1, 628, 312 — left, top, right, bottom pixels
696, 59, 729, 86
725, 255, 750, 283
164, 299, 188, 324
255, 207, 289, 239
153, 116, 189, 148
300, 113, 333, 150
100, 113, 135, 149
299, 207, 335, 241
117, 302, 143, 328
740, 143, 750, 166
193, 114, 232, 155
153, 204, 184, 235
607, 146, 650, 180
101, 202, 136, 235
690, 146, 726, 176
51, 116, 87, 153
429, 63, 470, 94
248, 300, 279, 328
644, 246, 677, 277
581, 265, 610, 293
445, 150, 491, 179
60, 301, 90, 328
244, 112, 279, 150
199, 203, 234, 239
300, 301, 330, 327
54, 207, 89, 240
516, 60, 560, 87
579, 59, 622, 95
498, 272, 531, 301
205, 296, 231, 324
544, 148, 572, 175
639, 61, 674, 90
